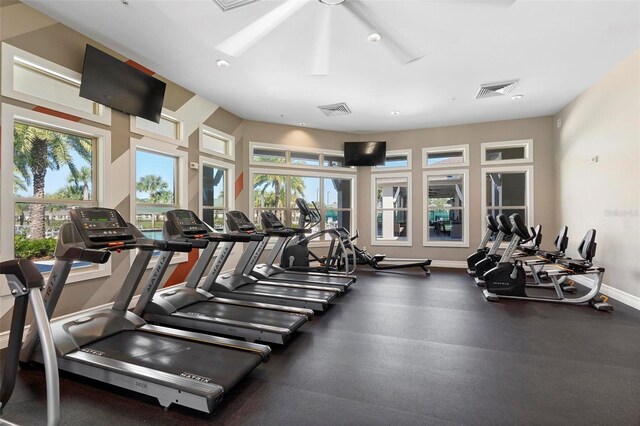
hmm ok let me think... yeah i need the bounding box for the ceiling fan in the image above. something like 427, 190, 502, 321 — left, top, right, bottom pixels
214, 0, 426, 75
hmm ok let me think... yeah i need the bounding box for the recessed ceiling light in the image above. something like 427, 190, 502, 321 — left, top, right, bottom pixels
512, 94, 524, 100
368, 33, 382, 43
121, 0, 129, 6
299, 122, 306, 126
390, 111, 400, 115
216, 59, 230, 68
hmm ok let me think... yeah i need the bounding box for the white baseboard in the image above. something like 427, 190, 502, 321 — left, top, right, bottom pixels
382, 258, 467, 268
571, 276, 640, 311
0, 295, 142, 350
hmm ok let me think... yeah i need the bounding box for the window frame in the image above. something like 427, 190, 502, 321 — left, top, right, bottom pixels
0, 104, 112, 292
249, 142, 355, 173
199, 125, 235, 161
422, 144, 469, 169
130, 108, 186, 147
371, 171, 413, 247
422, 169, 470, 248
481, 139, 533, 165
480, 164, 535, 237
1, 42, 111, 125
249, 167, 357, 245
372, 149, 412, 172
130, 137, 189, 268
199, 155, 235, 230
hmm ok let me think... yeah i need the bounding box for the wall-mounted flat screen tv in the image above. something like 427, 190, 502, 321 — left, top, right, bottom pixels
79, 45, 166, 123
344, 141, 387, 166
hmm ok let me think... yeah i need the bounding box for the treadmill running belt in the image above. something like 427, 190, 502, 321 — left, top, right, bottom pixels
240, 283, 337, 300
182, 301, 307, 330
85, 330, 261, 391
270, 273, 351, 286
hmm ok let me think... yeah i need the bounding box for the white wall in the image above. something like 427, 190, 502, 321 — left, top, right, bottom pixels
554, 50, 640, 305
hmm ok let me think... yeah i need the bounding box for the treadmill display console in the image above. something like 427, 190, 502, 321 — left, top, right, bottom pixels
70, 208, 135, 247
260, 211, 284, 230
226, 211, 256, 232
167, 210, 210, 236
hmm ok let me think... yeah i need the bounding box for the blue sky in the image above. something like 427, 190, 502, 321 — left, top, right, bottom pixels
14, 150, 91, 197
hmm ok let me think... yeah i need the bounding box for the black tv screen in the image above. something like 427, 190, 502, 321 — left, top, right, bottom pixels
344, 141, 387, 166
79, 45, 166, 123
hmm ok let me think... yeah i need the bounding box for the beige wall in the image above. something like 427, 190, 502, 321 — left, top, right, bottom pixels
355, 117, 556, 262
554, 50, 640, 300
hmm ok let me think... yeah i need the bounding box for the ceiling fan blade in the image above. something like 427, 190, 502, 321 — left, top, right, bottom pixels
310, 5, 333, 75
216, 0, 311, 57
343, 0, 424, 64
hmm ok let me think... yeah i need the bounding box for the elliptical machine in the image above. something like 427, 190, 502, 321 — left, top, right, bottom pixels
473, 214, 512, 285
0, 259, 59, 425
482, 214, 613, 312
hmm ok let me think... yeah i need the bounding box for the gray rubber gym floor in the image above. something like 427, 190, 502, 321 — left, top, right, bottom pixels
2, 268, 639, 425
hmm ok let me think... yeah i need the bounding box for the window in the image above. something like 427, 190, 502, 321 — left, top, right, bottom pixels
1, 43, 110, 124
251, 170, 355, 237
201, 157, 234, 231
134, 150, 177, 237
423, 170, 469, 247
130, 137, 187, 265
372, 173, 411, 246
253, 147, 287, 164
249, 142, 353, 171
423, 145, 469, 168
481, 139, 533, 165
200, 125, 234, 160
291, 151, 320, 167
374, 149, 411, 170
131, 110, 185, 146
1, 105, 111, 286
481, 165, 534, 233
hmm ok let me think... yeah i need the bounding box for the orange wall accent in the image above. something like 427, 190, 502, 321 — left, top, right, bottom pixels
32, 106, 81, 122
163, 250, 199, 287
125, 59, 155, 76
235, 172, 244, 200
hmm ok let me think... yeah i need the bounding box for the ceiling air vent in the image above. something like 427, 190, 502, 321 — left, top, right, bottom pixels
318, 102, 352, 117
213, 0, 260, 12
475, 80, 519, 99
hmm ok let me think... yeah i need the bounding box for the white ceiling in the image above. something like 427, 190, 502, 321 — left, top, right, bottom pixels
24, 0, 640, 133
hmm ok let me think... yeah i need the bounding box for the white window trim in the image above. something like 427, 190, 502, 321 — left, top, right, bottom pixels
0, 104, 113, 294
130, 137, 189, 268
423, 169, 470, 248
481, 139, 533, 165
249, 167, 357, 247
249, 141, 356, 172
1, 42, 111, 125
199, 155, 236, 222
371, 171, 412, 247
130, 108, 186, 147
372, 149, 412, 172
480, 164, 535, 238
422, 144, 469, 168
199, 125, 235, 161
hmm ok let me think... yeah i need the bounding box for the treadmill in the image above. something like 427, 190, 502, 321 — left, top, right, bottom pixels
207, 211, 339, 311
251, 211, 355, 291
20, 207, 270, 413
132, 209, 313, 345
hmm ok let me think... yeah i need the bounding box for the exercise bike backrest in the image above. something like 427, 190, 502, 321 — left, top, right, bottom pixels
577, 229, 597, 262
554, 226, 569, 252
496, 214, 512, 236
509, 213, 535, 244
486, 215, 499, 233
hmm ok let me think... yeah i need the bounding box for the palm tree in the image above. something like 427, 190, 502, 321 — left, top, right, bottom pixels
136, 175, 170, 203
253, 175, 306, 208
13, 123, 92, 239
69, 166, 92, 201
